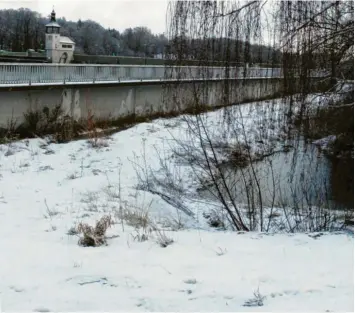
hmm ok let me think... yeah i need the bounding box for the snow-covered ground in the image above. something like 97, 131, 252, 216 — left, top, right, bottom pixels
0, 97, 353, 311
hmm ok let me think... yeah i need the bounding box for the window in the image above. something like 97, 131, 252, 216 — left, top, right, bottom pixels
62, 44, 73, 49
46, 27, 59, 34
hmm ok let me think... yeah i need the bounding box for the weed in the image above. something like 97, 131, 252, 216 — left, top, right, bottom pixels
67, 172, 80, 180
117, 206, 152, 230
155, 228, 174, 248
80, 191, 100, 212
203, 210, 226, 229
216, 247, 228, 256
67, 226, 79, 236
243, 287, 265, 307
77, 215, 113, 247
44, 199, 60, 219
131, 229, 151, 242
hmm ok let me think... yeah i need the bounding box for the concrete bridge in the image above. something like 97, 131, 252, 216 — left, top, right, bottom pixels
0, 63, 312, 129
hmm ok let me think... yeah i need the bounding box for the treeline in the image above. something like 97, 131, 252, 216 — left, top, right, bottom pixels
0, 8, 168, 57
166, 36, 282, 65
0, 8, 281, 64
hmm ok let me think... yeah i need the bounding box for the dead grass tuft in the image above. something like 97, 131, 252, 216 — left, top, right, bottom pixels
117, 207, 152, 230
87, 137, 110, 149
22, 105, 80, 143
155, 229, 174, 248
131, 229, 151, 242
243, 287, 265, 307
117, 204, 175, 247
203, 210, 226, 229
77, 215, 113, 247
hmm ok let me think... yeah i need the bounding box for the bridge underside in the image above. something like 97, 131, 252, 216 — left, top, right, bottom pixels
0, 78, 282, 129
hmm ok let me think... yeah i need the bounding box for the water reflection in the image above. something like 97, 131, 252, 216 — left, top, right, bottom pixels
203, 141, 353, 211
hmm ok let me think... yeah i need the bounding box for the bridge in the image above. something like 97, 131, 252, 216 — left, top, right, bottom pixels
0, 63, 323, 130
0, 63, 282, 87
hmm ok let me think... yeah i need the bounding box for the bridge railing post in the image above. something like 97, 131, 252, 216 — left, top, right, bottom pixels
93, 66, 96, 83
36, 65, 39, 83
28, 65, 31, 85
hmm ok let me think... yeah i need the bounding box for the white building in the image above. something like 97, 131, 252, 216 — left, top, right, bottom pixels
45, 10, 75, 63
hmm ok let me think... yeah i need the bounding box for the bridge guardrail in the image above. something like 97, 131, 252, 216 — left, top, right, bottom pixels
0, 64, 286, 86
0, 63, 326, 86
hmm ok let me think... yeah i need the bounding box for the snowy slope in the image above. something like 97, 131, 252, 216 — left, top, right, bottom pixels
0, 97, 353, 311
0, 228, 353, 312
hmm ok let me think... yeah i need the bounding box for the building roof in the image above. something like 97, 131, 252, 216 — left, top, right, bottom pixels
60, 36, 75, 44
45, 21, 61, 28
45, 10, 60, 28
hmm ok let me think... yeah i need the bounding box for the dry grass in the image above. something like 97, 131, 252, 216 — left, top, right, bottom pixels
117, 207, 152, 230
103, 185, 120, 201
85, 110, 111, 149
77, 215, 114, 247
87, 137, 110, 149
0, 114, 19, 145
154, 228, 174, 248
117, 203, 175, 247
43, 199, 61, 219
131, 229, 151, 242
161, 215, 185, 231
203, 210, 226, 229
80, 191, 101, 212
243, 287, 265, 307
22, 105, 80, 143
67, 172, 80, 180
2, 93, 283, 146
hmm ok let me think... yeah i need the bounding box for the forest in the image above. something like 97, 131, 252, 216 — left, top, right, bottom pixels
0, 7, 281, 64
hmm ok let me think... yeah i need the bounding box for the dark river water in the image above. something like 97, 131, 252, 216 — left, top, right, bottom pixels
203, 140, 353, 211
257, 143, 353, 210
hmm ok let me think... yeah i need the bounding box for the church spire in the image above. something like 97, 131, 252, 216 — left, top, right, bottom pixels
50, 8, 56, 22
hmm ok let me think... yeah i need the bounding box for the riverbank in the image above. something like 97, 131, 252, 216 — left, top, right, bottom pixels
0, 96, 352, 311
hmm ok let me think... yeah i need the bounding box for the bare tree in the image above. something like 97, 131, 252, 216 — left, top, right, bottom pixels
134, 0, 353, 232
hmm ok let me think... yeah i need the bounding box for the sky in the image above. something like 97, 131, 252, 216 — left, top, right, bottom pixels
0, 0, 169, 34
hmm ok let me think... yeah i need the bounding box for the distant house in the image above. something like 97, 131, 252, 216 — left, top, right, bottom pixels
45, 9, 75, 63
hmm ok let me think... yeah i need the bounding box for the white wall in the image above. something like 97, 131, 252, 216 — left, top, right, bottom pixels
0, 79, 282, 129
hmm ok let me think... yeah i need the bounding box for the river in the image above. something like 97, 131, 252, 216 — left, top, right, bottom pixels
199, 139, 353, 211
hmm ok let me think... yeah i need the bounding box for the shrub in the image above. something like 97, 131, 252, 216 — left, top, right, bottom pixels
203, 210, 226, 229
22, 105, 80, 142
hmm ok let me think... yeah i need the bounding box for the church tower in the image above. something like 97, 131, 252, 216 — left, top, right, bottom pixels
45, 9, 61, 62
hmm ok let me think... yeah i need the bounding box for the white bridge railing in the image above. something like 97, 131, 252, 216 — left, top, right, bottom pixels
0, 63, 284, 86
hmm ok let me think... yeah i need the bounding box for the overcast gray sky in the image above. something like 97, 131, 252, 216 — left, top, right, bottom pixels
0, 0, 169, 34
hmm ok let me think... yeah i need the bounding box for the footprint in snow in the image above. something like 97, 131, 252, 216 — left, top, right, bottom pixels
33, 307, 51, 312
179, 289, 193, 294
9, 285, 24, 293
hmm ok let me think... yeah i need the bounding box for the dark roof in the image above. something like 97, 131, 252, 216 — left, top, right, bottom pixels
46, 9, 60, 28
